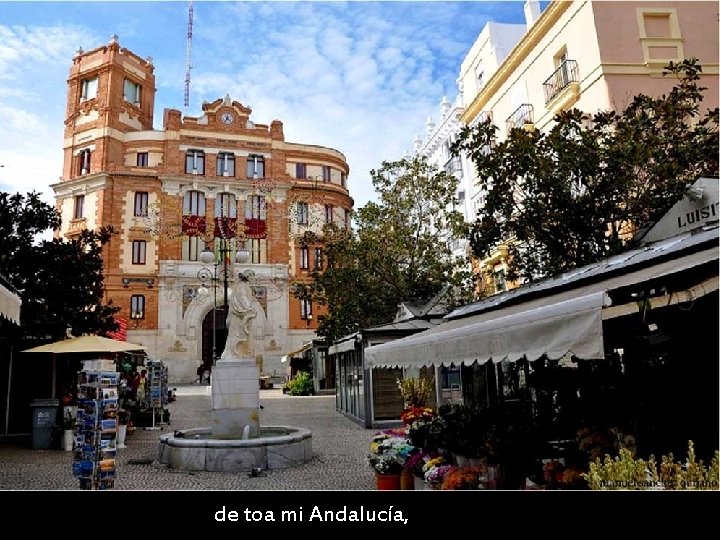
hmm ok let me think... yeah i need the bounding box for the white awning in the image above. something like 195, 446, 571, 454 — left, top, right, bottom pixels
365, 292, 608, 368
280, 342, 312, 362
328, 334, 359, 355
365, 238, 718, 369
0, 283, 21, 325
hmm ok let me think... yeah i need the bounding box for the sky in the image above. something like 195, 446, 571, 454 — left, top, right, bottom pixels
0, 0, 538, 210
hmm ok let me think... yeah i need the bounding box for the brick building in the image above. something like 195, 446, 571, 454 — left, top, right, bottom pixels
53, 37, 353, 383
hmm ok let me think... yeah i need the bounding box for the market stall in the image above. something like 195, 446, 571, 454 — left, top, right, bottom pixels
365, 224, 719, 488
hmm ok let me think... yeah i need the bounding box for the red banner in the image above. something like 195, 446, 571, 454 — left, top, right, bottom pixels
182, 215, 207, 236
107, 317, 128, 341
244, 218, 266, 239
213, 217, 237, 239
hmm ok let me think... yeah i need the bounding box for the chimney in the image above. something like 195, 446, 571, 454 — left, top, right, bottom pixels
524, 0, 541, 30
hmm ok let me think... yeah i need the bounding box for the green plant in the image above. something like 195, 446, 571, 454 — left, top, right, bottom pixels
286, 371, 314, 396
584, 441, 720, 490
397, 377, 432, 408
452, 58, 719, 283
438, 404, 501, 460
407, 414, 447, 451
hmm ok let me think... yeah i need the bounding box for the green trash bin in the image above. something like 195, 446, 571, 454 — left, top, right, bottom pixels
30, 399, 60, 449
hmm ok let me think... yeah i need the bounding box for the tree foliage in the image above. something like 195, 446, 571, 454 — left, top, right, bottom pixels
294, 156, 474, 343
453, 59, 719, 283
0, 191, 119, 341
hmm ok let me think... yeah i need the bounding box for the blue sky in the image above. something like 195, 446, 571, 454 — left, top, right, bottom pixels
0, 1, 540, 208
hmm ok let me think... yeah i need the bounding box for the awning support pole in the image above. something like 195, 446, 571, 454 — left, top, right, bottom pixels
4, 347, 12, 436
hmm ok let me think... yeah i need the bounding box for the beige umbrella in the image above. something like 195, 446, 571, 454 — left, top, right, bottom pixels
22, 335, 146, 398
23, 335, 146, 355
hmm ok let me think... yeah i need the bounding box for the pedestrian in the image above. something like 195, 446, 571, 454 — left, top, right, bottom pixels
203, 365, 211, 385
196, 363, 205, 384
130, 371, 140, 397
137, 370, 148, 403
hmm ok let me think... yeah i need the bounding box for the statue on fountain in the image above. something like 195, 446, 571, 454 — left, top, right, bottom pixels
221, 272, 256, 361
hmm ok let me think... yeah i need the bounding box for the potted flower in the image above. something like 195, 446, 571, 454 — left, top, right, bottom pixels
405, 449, 439, 490
441, 465, 487, 490
369, 455, 404, 489
400, 406, 434, 426
368, 429, 413, 490
424, 463, 456, 489
397, 377, 432, 408
439, 404, 500, 466
407, 413, 447, 451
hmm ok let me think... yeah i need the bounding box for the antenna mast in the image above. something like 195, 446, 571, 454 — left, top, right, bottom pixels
184, 1, 193, 109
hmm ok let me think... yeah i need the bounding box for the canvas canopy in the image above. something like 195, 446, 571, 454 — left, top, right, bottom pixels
0, 282, 21, 324
22, 334, 146, 354
365, 227, 718, 369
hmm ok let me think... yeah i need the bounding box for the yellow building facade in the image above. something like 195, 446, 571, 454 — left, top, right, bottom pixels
459, 0, 719, 294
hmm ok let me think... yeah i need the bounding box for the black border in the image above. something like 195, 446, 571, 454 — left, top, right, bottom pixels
3, 489, 717, 533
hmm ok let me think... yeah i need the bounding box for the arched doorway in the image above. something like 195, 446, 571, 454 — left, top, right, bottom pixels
201, 308, 227, 368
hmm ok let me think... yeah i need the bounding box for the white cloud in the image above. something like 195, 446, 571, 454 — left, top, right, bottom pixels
0, 23, 97, 202
0, 2, 520, 213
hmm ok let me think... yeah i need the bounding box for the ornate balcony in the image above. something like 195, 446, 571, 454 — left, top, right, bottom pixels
505, 104, 535, 132
444, 156, 462, 176
543, 59, 580, 107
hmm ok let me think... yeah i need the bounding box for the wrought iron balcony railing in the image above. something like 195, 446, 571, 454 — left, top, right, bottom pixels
543, 59, 579, 104
444, 156, 462, 176
505, 103, 534, 132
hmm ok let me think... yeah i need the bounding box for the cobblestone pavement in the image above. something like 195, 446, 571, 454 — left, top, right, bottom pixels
0, 385, 378, 490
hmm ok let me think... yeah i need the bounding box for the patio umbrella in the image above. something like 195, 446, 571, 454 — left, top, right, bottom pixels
22, 335, 146, 398
22, 335, 146, 355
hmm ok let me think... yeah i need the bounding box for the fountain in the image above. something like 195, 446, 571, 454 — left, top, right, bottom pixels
159, 272, 312, 472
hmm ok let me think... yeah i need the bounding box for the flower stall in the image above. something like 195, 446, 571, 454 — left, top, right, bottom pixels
368, 428, 414, 490
364, 219, 720, 489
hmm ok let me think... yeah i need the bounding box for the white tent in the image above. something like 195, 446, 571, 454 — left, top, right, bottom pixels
365, 226, 718, 369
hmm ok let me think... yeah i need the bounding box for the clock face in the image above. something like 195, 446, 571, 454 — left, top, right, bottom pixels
220, 112, 234, 125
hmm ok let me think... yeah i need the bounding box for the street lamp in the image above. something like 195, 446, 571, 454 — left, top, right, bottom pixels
197, 239, 250, 365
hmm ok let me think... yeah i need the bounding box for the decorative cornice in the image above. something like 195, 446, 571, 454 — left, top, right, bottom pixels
419, 107, 466, 156
51, 174, 108, 197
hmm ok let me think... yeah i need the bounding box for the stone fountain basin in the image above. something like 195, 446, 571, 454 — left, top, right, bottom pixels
158, 426, 313, 472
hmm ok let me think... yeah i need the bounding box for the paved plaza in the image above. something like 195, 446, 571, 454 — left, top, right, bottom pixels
0, 385, 377, 490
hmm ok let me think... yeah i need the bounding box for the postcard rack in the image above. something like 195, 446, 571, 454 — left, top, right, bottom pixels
145, 360, 169, 430
72, 360, 119, 490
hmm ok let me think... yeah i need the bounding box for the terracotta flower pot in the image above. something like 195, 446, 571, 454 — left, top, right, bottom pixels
376, 473, 401, 490
401, 469, 415, 490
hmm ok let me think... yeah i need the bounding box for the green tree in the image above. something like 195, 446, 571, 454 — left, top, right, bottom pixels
0, 191, 119, 341
294, 156, 474, 343
453, 59, 719, 283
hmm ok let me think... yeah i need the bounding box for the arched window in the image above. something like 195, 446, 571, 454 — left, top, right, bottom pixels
215, 193, 237, 218
183, 190, 206, 216
182, 190, 207, 261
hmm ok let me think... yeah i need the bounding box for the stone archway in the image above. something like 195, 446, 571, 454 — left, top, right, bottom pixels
201, 308, 226, 367
184, 286, 268, 366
